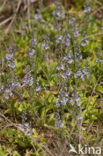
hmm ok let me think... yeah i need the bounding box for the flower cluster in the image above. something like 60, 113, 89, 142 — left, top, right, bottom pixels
23, 71, 33, 87
4, 88, 13, 99
6, 52, 15, 69
52, 1, 92, 128
83, 1, 91, 14
18, 123, 35, 136
0, 85, 4, 93
11, 82, 21, 89
52, 5, 65, 20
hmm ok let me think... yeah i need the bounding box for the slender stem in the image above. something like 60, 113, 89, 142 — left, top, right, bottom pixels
70, 36, 76, 85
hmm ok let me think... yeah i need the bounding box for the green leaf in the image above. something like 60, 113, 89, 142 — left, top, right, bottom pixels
96, 85, 103, 93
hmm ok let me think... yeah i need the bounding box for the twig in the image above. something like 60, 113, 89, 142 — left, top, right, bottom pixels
27, 0, 31, 31
0, 0, 8, 12
0, 112, 49, 155
95, 0, 103, 6
0, 16, 13, 27
84, 32, 103, 40
92, 6, 103, 16
5, 0, 22, 34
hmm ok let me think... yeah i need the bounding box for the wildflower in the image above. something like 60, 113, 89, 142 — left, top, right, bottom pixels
35, 86, 42, 93
74, 29, 80, 37
61, 64, 65, 70
34, 14, 42, 20
0, 86, 4, 92
4, 88, 13, 99
55, 35, 63, 44
68, 59, 73, 64
79, 55, 83, 60
62, 38, 70, 47
56, 65, 60, 71
19, 122, 35, 136
65, 40, 70, 47
61, 97, 68, 105
57, 12, 62, 17
30, 39, 38, 47
83, 6, 91, 13
60, 122, 65, 128
29, 77, 33, 86
18, 123, 25, 130
55, 121, 59, 128
8, 62, 15, 69
68, 34, 71, 39
67, 71, 72, 77
68, 54, 73, 59
62, 73, 67, 79
78, 116, 83, 121
23, 72, 33, 87
75, 96, 81, 106
5, 88, 12, 94
75, 71, 84, 79
5, 95, 9, 99
62, 56, 67, 61
69, 19, 75, 26
83, 68, 90, 77
6, 54, 13, 60
56, 98, 60, 107
33, 39, 38, 45
29, 49, 36, 56
69, 98, 74, 106
11, 82, 21, 89
65, 92, 68, 97
81, 40, 88, 47
42, 43, 49, 50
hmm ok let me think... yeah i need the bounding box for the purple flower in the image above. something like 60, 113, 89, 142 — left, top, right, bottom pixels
81, 40, 88, 47
29, 49, 36, 56
6, 54, 13, 60
60, 122, 65, 128
11, 82, 21, 89
83, 6, 91, 13
74, 29, 80, 37
67, 71, 72, 77
8, 62, 15, 69
56, 98, 60, 107
62, 73, 67, 79
34, 14, 42, 20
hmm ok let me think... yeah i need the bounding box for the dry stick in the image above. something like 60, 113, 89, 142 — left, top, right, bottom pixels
92, 5, 103, 16
87, 121, 94, 134
84, 32, 103, 40
27, 0, 31, 31
0, 16, 13, 27
0, 112, 48, 154
5, 0, 22, 34
79, 4, 103, 26
95, 0, 103, 6
42, 144, 55, 156
0, 113, 11, 123
0, 0, 8, 12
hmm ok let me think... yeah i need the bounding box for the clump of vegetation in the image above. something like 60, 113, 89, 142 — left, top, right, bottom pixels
0, 0, 103, 155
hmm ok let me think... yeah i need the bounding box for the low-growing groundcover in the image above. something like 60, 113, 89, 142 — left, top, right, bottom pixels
0, 0, 103, 155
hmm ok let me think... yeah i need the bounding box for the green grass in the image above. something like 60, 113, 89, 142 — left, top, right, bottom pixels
0, 1, 103, 155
